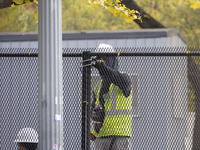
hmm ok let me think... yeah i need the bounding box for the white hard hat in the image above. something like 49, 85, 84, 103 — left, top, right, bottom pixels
97, 44, 115, 53
15, 128, 38, 143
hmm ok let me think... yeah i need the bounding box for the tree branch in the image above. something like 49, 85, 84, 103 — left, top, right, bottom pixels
0, 0, 13, 9
121, 0, 165, 28
0, 0, 35, 9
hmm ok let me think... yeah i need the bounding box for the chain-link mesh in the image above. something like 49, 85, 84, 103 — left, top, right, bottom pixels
0, 47, 200, 150
0, 56, 38, 150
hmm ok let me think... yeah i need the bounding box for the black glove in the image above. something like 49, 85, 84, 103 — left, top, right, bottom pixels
92, 59, 106, 76
91, 104, 105, 133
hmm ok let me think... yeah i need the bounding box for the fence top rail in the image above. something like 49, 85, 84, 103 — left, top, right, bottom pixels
1, 52, 200, 57
1, 47, 200, 57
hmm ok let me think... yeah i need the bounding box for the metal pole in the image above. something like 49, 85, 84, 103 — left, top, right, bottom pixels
86, 53, 91, 150
38, 0, 63, 150
82, 51, 91, 150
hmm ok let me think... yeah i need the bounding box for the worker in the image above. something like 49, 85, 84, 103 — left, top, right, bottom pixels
15, 127, 38, 150
90, 44, 132, 150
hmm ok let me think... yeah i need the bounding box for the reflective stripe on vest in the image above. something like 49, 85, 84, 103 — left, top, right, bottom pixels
105, 85, 132, 116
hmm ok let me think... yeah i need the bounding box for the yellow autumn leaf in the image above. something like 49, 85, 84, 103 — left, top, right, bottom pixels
118, 51, 120, 56
88, 0, 138, 21
107, 6, 115, 13
107, 6, 119, 16
91, 3, 100, 7
113, 12, 119, 16
130, 10, 136, 14
122, 4, 127, 9
188, 0, 200, 9
11, 4, 16, 7
191, 4, 200, 9
119, 12, 128, 18
125, 18, 133, 23
33, 0, 38, 4
106, 1, 114, 6
88, 1, 102, 7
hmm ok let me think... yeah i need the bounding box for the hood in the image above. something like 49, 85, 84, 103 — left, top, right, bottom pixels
105, 56, 118, 71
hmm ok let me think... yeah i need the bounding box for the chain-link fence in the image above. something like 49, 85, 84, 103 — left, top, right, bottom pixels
1, 47, 200, 150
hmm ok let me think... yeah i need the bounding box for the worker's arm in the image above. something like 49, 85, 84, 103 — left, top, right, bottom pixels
94, 62, 132, 97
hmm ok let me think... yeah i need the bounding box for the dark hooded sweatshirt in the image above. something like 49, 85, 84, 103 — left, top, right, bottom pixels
97, 56, 132, 107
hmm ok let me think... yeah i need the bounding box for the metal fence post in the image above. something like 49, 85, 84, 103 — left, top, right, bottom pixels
38, 0, 63, 149
82, 51, 91, 150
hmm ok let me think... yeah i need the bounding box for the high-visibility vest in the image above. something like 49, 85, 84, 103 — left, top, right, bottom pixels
92, 80, 132, 137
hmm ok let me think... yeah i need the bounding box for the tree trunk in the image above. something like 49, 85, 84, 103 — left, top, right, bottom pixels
0, 0, 34, 9
0, 0, 12, 9
121, 0, 165, 28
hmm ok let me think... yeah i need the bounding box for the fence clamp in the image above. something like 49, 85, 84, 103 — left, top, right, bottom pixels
80, 56, 97, 68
